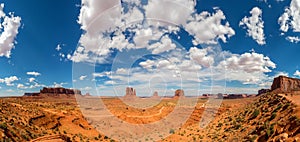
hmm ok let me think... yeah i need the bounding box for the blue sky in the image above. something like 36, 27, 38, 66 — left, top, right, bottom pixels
0, 0, 300, 96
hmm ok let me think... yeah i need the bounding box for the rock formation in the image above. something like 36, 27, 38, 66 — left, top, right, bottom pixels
271, 76, 300, 93
125, 87, 136, 97
40, 87, 81, 95
24, 87, 82, 97
257, 89, 271, 96
151, 91, 160, 99
153, 91, 158, 97
174, 89, 185, 98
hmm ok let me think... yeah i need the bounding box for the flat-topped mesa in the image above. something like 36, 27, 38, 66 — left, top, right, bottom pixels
40, 87, 82, 95
271, 76, 300, 93
24, 87, 82, 97
174, 89, 185, 98
125, 87, 136, 97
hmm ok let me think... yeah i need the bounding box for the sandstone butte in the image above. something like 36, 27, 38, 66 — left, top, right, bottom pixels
258, 75, 300, 95
24, 87, 82, 97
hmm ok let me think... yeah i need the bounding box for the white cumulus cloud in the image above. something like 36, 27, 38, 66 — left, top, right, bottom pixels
219, 52, 276, 73
27, 71, 41, 76
0, 3, 22, 58
79, 75, 87, 80
185, 9, 235, 45
286, 36, 300, 43
0, 76, 19, 86
240, 7, 266, 45
294, 70, 300, 77
278, 0, 300, 32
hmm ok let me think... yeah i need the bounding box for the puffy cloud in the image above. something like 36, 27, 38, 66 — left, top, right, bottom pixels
53, 82, 67, 88
79, 75, 87, 80
286, 36, 300, 43
27, 71, 41, 76
71, 0, 235, 64
239, 7, 266, 45
147, 35, 176, 54
78, 0, 121, 35
189, 47, 214, 67
219, 52, 276, 73
144, 0, 195, 25
139, 60, 156, 70
0, 76, 19, 86
278, 0, 300, 32
29, 77, 35, 83
93, 71, 111, 78
274, 71, 289, 77
17, 84, 27, 89
0, 3, 22, 58
104, 80, 116, 85
184, 9, 235, 45
116, 68, 127, 75
56, 44, 62, 51
294, 70, 300, 77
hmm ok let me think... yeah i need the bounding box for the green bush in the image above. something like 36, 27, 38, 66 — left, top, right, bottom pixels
169, 129, 175, 134
250, 109, 260, 119
0, 122, 7, 130
269, 112, 276, 121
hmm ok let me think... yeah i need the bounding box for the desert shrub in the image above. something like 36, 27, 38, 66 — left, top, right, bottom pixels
250, 135, 258, 142
0, 122, 7, 130
269, 112, 276, 121
169, 129, 175, 134
273, 104, 282, 113
282, 103, 290, 111
250, 109, 260, 119
236, 117, 243, 123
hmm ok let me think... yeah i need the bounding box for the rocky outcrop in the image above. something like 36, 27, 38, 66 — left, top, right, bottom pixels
125, 87, 136, 97
24, 87, 82, 97
271, 76, 300, 93
40, 87, 81, 95
174, 89, 184, 98
257, 89, 271, 96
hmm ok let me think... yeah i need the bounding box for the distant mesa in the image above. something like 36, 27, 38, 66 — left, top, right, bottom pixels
258, 75, 300, 95
40, 87, 81, 95
174, 89, 185, 98
24, 87, 82, 98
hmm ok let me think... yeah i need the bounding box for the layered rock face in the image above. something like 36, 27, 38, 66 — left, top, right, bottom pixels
271, 76, 300, 93
174, 89, 184, 98
125, 87, 136, 97
40, 87, 82, 95
24, 87, 82, 97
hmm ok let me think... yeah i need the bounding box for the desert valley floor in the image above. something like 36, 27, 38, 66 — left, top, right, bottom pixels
0, 92, 300, 142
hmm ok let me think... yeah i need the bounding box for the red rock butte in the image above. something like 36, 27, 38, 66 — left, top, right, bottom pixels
24, 87, 82, 97
271, 76, 300, 93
